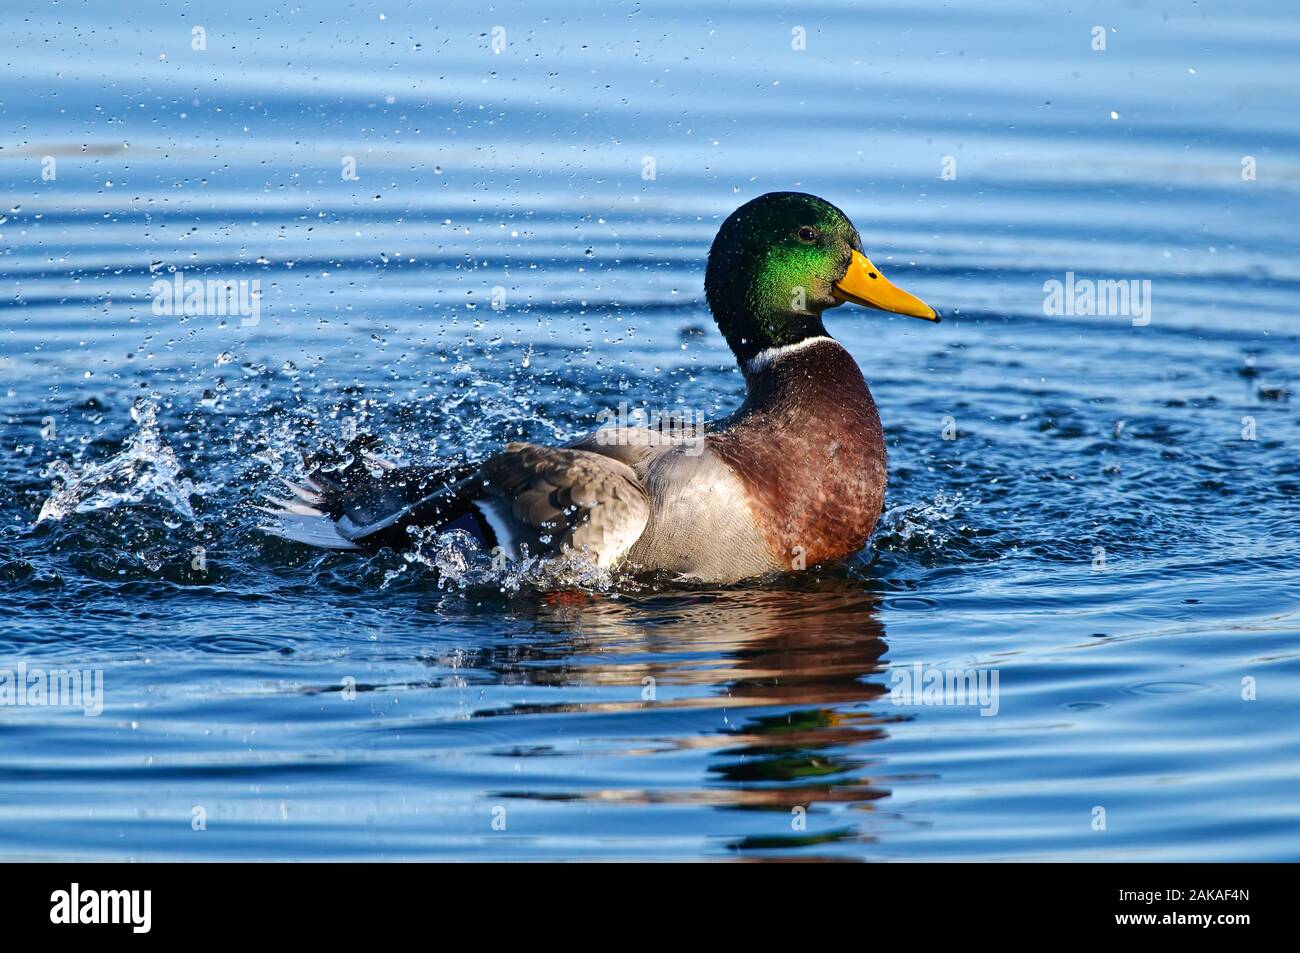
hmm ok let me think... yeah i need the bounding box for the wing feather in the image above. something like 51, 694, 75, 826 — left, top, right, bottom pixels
478, 442, 650, 567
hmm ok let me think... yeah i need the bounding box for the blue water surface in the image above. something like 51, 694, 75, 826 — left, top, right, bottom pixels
1, 0, 1298, 860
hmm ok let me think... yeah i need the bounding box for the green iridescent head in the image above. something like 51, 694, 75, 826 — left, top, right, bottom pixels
704, 192, 938, 365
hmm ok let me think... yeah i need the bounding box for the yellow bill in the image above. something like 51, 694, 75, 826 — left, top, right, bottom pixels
832, 249, 939, 321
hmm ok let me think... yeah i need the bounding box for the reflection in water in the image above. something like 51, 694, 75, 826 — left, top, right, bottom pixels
456, 580, 901, 856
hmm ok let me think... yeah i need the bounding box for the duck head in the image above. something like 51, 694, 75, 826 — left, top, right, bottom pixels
704, 191, 938, 366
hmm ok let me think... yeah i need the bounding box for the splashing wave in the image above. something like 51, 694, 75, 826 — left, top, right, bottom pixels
36, 399, 209, 527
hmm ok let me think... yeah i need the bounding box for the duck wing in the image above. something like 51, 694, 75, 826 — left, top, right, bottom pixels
474, 442, 650, 567
260, 441, 650, 569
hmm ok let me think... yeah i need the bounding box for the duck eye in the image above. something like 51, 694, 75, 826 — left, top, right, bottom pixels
796, 226, 819, 243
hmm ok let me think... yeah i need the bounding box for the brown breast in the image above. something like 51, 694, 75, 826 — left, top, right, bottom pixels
708, 339, 887, 570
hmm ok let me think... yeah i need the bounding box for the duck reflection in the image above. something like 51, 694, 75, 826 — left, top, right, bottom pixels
456, 577, 901, 857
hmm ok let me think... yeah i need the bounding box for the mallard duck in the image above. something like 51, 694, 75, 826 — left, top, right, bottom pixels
260, 192, 939, 582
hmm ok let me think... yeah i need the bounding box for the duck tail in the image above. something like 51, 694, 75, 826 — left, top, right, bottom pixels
257, 436, 492, 553
256, 474, 363, 550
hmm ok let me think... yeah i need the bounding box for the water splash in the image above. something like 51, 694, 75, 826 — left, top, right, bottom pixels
383, 525, 622, 595
37, 398, 207, 525
874, 492, 975, 554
